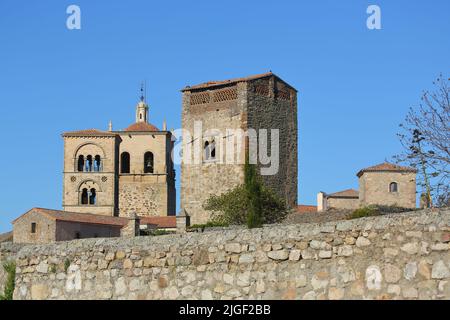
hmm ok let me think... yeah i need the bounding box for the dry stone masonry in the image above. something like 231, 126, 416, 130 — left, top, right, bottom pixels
1, 209, 449, 300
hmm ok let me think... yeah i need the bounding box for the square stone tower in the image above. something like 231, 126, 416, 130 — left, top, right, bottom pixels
62, 96, 176, 217
180, 72, 298, 224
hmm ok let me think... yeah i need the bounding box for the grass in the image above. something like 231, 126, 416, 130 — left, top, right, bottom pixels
188, 221, 230, 231
140, 229, 176, 236
0, 261, 16, 300
64, 259, 71, 273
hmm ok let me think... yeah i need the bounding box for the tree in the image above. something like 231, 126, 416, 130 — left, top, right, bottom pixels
394, 75, 449, 207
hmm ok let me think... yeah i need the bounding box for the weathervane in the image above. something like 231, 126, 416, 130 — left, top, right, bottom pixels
140, 81, 145, 102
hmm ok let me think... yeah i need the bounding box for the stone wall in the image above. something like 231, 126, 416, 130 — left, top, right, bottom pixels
327, 197, 360, 210
118, 179, 170, 217
1, 209, 449, 300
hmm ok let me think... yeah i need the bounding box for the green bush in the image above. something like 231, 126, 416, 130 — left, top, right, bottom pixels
348, 206, 381, 219
0, 261, 16, 300
203, 160, 287, 227
188, 221, 230, 231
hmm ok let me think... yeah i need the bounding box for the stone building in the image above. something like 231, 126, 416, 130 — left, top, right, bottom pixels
317, 162, 417, 211
317, 189, 359, 212
12, 208, 177, 244
62, 96, 176, 218
180, 72, 298, 224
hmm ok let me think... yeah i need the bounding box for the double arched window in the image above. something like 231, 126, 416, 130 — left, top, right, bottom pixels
77, 154, 102, 172
121, 152, 130, 174
389, 182, 398, 193
79, 180, 100, 206
80, 188, 97, 205
144, 152, 154, 173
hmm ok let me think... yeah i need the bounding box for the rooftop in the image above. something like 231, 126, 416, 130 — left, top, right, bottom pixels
62, 129, 117, 137
327, 189, 359, 198
181, 71, 297, 92
357, 162, 417, 177
13, 208, 177, 229
123, 122, 160, 132
296, 205, 318, 214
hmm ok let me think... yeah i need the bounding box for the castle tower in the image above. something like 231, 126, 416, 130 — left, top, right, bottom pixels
180, 72, 298, 224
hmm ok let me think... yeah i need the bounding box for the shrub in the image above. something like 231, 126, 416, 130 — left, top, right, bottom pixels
64, 259, 71, 273
0, 261, 16, 300
348, 206, 381, 219
203, 160, 287, 227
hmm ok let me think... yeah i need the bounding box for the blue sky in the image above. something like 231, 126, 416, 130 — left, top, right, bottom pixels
0, 0, 449, 232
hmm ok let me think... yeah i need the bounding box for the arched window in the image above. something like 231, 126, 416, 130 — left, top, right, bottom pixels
121, 152, 130, 174
81, 188, 89, 205
89, 188, 97, 205
204, 141, 210, 161
210, 140, 216, 160
94, 155, 101, 172
77, 155, 84, 172
389, 182, 398, 193
86, 155, 93, 172
144, 152, 154, 173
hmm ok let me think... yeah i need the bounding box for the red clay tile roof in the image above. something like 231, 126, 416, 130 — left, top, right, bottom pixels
12, 208, 127, 226
62, 129, 117, 137
357, 162, 417, 177
181, 71, 297, 92
13, 208, 177, 229
140, 216, 176, 229
327, 189, 359, 198
296, 205, 318, 214
124, 122, 160, 132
